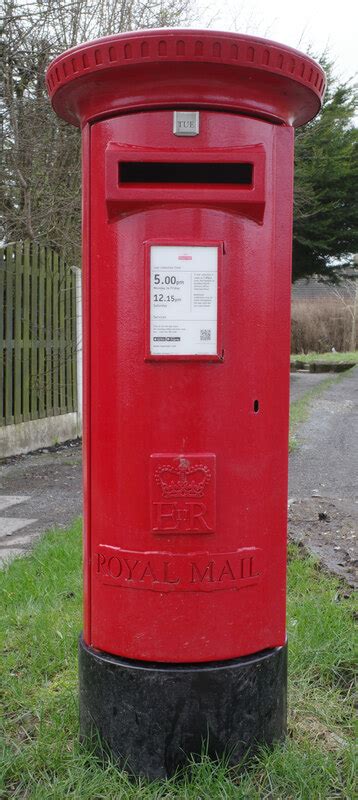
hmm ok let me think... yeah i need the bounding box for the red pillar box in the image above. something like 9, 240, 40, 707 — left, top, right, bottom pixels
47, 30, 325, 779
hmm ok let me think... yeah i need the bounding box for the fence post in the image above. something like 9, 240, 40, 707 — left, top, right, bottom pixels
72, 266, 83, 434
5, 244, 14, 425
0, 247, 5, 426
22, 241, 31, 421
14, 242, 23, 423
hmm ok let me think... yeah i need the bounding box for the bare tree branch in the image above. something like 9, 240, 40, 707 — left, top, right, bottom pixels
1, 0, 193, 262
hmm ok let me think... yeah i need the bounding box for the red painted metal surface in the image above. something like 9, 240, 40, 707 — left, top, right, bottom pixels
46, 29, 325, 128
46, 30, 322, 663
87, 110, 292, 662
105, 144, 266, 220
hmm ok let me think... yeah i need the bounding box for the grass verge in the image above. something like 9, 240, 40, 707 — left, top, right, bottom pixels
290, 351, 358, 365
1, 522, 356, 799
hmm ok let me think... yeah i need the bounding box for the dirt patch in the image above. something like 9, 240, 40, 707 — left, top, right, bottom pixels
288, 497, 357, 588
289, 710, 350, 751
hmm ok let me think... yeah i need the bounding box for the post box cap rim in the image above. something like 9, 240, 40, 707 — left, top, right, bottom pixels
46, 28, 326, 128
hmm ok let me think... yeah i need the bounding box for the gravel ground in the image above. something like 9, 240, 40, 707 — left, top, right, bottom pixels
289, 366, 358, 587
289, 371, 334, 403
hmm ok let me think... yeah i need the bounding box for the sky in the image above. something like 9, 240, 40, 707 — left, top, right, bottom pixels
202, 0, 358, 84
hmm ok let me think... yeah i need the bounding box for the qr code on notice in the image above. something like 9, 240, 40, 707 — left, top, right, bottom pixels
200, 329, 211, 341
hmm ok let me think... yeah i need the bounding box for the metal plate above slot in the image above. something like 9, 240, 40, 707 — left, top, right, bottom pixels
173, 111, 199, 136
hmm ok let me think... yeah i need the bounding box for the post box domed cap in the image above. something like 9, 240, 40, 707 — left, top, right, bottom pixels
46, 29, 326, 128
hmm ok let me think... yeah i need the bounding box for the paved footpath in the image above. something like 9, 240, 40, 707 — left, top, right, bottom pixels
0, 442, 82, 565
289, 371, 334, 403
1, 371, 357, 579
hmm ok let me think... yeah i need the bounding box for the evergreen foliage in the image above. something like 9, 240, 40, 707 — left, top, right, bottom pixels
293, 58, 358, 279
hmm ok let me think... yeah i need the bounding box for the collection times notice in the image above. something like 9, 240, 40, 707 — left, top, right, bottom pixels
150, 245, 218, 356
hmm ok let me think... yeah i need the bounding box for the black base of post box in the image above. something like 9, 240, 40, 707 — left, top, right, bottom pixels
79, 635, 287, 780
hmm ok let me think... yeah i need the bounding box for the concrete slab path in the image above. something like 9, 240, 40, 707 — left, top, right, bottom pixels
0, 442, 82, 565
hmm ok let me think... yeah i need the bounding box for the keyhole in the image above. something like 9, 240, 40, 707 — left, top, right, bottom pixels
253, 400, 259, 413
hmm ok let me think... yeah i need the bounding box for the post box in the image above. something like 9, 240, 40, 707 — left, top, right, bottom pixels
46, 30, 325, 779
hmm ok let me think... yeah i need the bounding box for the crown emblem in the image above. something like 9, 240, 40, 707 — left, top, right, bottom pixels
155, 460, 211, 499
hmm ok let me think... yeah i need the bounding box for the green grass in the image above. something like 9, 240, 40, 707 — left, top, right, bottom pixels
291, 351, 358, 364
1, 522, 356, 799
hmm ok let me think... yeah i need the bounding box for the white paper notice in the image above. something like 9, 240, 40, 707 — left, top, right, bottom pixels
150, 245, 218, 356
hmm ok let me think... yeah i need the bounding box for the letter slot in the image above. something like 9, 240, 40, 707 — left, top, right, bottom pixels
105, 144, 265, 220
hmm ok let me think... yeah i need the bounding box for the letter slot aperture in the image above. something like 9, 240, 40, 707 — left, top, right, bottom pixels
119, 161, 253, 185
